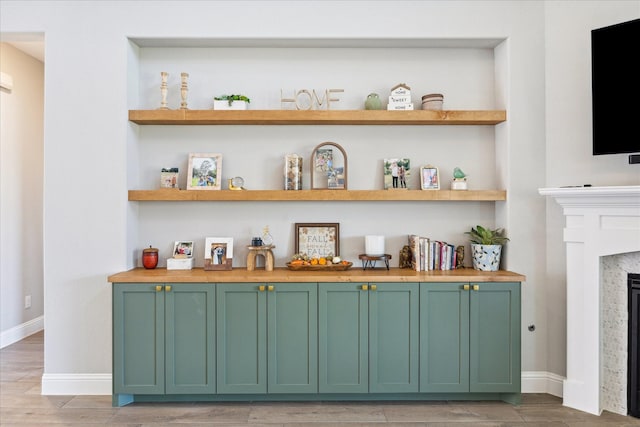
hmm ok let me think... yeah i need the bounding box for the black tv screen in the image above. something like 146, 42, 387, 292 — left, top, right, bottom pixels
591, 18, 640, 155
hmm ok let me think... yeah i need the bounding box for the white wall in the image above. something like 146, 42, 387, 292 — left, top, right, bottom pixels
0, 0, 635, 395
544, 0, 640, 376
0, 42, 44, 347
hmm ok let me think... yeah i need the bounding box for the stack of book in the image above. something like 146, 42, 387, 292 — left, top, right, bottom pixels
408, 234, 458, 271
387, 83, 414, 110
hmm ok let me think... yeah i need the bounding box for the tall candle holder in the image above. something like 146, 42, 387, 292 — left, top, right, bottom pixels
158, 71, 169, 110
180, 72, 189, 110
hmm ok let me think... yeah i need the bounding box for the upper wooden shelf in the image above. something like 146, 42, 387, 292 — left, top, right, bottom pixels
128, 109, 506, 125
129, 189, 506, 202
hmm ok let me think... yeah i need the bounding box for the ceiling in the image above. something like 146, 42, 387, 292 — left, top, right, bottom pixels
7, 40, 45, 62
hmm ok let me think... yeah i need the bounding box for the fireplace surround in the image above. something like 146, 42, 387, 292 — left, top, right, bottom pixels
540, 185, 640, 415
630, 273, 640, 418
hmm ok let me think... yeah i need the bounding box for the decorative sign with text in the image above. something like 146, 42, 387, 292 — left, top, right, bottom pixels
281, 89, 344, 110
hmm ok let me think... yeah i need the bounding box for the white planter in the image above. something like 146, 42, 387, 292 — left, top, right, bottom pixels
213, 100, 249, 110
471, 244, 503, 271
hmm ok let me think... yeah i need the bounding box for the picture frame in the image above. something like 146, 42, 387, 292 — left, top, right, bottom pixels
295, 223, 340, 258
204, 237, 233, 270
384, 158, 410, 189
160, 167, 179, 189
420, 165, 440, 190
172, 241, 194, 258
186, 153, 222, 190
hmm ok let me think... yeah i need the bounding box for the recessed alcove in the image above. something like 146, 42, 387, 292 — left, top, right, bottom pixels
126, 37, 511, 269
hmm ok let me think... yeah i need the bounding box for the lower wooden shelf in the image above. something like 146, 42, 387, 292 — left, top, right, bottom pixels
128, 189, 506, 202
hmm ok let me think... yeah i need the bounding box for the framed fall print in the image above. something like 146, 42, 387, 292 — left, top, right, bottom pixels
295, 223, 340, 258
187, 153, 222, 190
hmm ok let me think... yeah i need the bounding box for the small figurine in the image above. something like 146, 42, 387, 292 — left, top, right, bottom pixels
364, 93, 382, 110
453, 167, 467, 179
451, 167, 468, 190
399, 245, 412, 269
455, 245, 465, 269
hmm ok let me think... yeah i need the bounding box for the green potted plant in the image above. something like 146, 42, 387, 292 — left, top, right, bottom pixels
465, 225, 509, 271
213, 94, 251, 110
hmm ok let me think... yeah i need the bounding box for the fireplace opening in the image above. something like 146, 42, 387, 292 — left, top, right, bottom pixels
629, 273, 640, 418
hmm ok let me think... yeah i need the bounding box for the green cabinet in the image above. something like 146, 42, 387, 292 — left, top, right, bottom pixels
319, 282, 419, 393
216, 282, 317, 394
113, 283, 216, 396
420, 282, 520, 393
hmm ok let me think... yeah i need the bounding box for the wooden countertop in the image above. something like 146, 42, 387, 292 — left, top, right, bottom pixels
108, 267, 525, 284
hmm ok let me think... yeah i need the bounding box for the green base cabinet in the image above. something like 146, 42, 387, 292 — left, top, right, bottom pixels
113, 280, 520, 406
113, 283, 216, 397
216, 283, 317, 394
319, 282, 419, 394
420, 282, 520, 393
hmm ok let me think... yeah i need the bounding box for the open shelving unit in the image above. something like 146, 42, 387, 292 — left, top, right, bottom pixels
128, 108, 507, 202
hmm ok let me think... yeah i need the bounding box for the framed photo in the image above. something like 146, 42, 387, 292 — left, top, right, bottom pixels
420, 165, 440, 190
295, 223, 340, 258
384, 158, 410, 189
172, 241, 193, 258
204, 237, 233, 270
160, 167, 179, 189
187, 153, 222, 190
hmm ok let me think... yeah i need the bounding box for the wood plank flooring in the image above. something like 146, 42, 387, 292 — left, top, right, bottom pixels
2, 331, 639, 426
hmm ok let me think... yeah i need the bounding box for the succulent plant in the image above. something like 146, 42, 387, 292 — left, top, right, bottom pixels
465, 225, 510, 245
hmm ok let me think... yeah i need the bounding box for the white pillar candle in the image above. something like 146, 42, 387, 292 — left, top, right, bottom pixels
365, 235, 385, 256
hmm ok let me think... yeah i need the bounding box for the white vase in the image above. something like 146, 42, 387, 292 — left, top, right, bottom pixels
471, 244, 502, 271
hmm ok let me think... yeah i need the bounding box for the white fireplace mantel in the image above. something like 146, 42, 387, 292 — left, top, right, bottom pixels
539, 185, 640, 415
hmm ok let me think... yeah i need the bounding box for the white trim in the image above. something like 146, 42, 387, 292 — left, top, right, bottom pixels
522, 371, 564, 397
0, 316, 44, 349
39, 371, 562, 397
41, 373, 111, 395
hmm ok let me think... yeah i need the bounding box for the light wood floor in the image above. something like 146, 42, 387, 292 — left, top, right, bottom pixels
2, 331, 640, 426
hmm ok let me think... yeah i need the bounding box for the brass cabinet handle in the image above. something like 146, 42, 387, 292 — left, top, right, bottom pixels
361, 284, 369, 291
155, 285, 163, 292
473, 284, 480, 291
268, 285, 274, 292
370, 284, 377, 291
165, 285, 172, 292
463, 284, 470, 291
259, 285, 266, 292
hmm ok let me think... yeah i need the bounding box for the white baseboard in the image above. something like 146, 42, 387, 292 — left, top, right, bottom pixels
37, 370, 562, 397
522, 371, 564, 397
41, 373, 112, 395
0, 316, 44, 349
40, 371, 563, 397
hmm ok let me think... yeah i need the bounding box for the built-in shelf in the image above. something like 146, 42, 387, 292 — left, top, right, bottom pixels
128, 109, 506, 125
128, 189, 507, 202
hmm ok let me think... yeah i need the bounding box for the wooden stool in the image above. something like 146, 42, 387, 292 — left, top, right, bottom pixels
246, 245, 275, 271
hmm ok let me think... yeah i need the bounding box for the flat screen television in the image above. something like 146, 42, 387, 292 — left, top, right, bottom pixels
591, 18, 640, 156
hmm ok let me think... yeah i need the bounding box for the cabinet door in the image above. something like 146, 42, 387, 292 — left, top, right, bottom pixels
369, 282, 419, 393
419, 283, 470, 392
165, 283, 216, 394
216, 283, 267, 394
469, 282, 521, 393
319, 282, 369, 393
267, 283, 318, 393
113, 283, 164, 395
